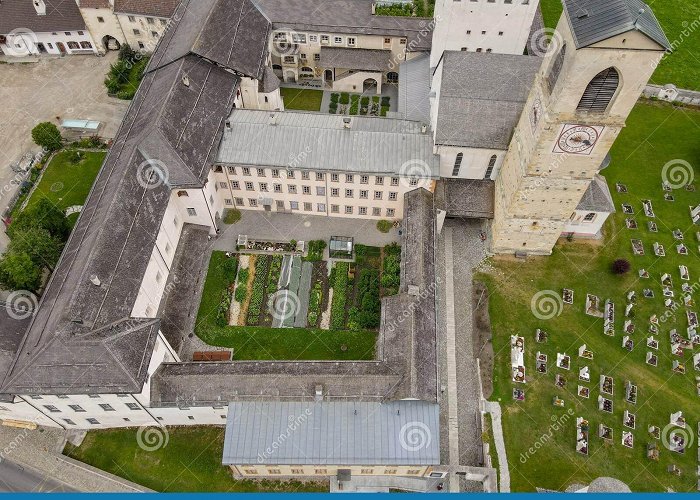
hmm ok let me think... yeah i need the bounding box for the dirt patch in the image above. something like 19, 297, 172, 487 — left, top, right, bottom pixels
473, 281, 494, 399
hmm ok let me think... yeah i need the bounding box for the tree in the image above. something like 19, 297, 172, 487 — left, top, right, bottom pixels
9, 198, 70, 242
612, 258, 631, 275
0, 251, 42, 293
8, 227, 63, 271
31, 122, 62, 152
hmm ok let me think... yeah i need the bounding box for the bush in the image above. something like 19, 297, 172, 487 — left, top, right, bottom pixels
330, 262, 349, 329
339, 92, 350, 105
381, 243, 401, 295
380, 96, 390, 107
267, 255, 283, 293
66, 149, 82, 164
612, 258, 631, 275
307, 282, 323, 326
31, 122, 62, 152
234, 268, 249, 303
329, 102, 338, 114
118, 43, 136, 62
360, 96, 370, 106
376, 219, 393, 233
380, 105, 389, 117
375, 3, 412, 15
305, 240, 327, 262
355, 268, 381, 329
330, 93, 339, 103
223, 208, 241, 224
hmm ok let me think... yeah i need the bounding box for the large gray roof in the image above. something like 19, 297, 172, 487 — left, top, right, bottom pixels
563, 0, 670, 50
435, 51, 540, 150
0, 0, 85, 33
319, 47, 392, 72
398, 54, 431, 125
255, 0, 433, 50
216, 110, 439, 175
223, 400, 440, 465
438, 179, 496, 219
576, 175, 615, 212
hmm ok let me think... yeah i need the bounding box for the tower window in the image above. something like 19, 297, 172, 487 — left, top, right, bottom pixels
545, 43, 566, 92
452, 153, 464, 176
484, 154, 497, 179
583, 212, 596, 222
576, 67, 619, 113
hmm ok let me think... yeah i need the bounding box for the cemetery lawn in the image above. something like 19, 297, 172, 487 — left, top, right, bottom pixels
279, 88, 323, 111
477, 101, 700, 492
538, 0, 700, 91
64, 427, 327, 492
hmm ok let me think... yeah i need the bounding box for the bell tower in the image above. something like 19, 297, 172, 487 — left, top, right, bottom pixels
490, 0, 670, 255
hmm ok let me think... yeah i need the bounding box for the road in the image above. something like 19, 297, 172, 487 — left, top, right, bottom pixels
0, 458, 75, 492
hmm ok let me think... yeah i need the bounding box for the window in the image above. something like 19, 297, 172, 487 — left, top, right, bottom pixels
345, 189, 353, 198
268, 469, 281, 475
334, 36, 343, 44
546, 43, 566, 92
304, 202, 312, 211
302, 171, 310, 180
331, 204, 339, 213
274, 184, 282, 193
309, 34, 318, 42
257, 168, 265, 177
151, 31, 159, 38
386, 208, 395, 217
303, 186, 311, 195
345, 206, 353, 214
314, 53, 320, 61
43, 405, 60, 413
389, 192, 398, 201
476, 48, 482, 52
372, 207, 381, 216
276, 200, 285, 210
226, 166, 236, 175
69, 405, 85, 412
235, 197, 244, 205
484, 155, 496, 179
361, 469, 374, 474
391, 177, 399, 186
385, 469, 397, 474
289, 185, 297, 194
30, 395, 42, 400
291, 33, 306, 43
375, 176, 384, 185
231, 181, 240, 190
185, 207, 197, 217
499, 31, 504, 35
466, 30, 471, 34
284, 55, 295, 64
138, 42, 145, 49
245, 181, 254, 190
287, 170, 295, 179
242, 167, 251, 175
317, 203, 326, 212
315, 469, 328, 474
187, 416, 195, 420
374, 191, 382, 200
87, 418, 100, 425
316, 186, 326, 196
407, 470, 421, 475
57, 395, 68, 399
160, 19, 168, 25
63, 419, 76, 425
147, 17, 155, 24
259, 182, 268, 192
290, 201, 299, 210
219, 182, 228, 189
576, 67, 619, 113
99, 404, 115, 412
315, 172, 325, 181
346, 174, 354, 183
244, 469, 259, 474
359, 190, 368, 199
360, 175, 369, 184
97, 16, 104, 22
155, 271, 163, 283
165, 243, 172, 255
133, 29, 141, 35
359, 207, 367, 215
399, 38, 406, 45
321, 35, 329, 44
348, 37, 356, 46
271, 169, 279, 178
452, 152, 464, 176
384, 38, 391, 44
583, 212, 596, 222
331, 173, 339, 182
331, 188, 339, 197
409, 178, 419, 186
249, 199, 258, 207
126, 403, 140, 410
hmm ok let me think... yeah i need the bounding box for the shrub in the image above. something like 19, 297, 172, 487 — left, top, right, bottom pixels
381, 243, 401, 295
330, 93, 339, 103
328, 102, 338, 114
612, 258, 631, 275
330, 262, 349, 329
339, 92, 350, 104
380, 96, 390, 107
305, 240, 327, 262
66, 149, 82, 164
356, 268, 380, 328
380, 105, 389, 117
31, 122, 62, 151
360, 96, 370, 106
118, 43, 136, 62
372, 96, 380, 104
234, 268, 249, 303
307, 282, 323, 326
376, 219, 393, 233
375, 3, 412, 15
267, 255, 283, 293
223, 208, 241, 224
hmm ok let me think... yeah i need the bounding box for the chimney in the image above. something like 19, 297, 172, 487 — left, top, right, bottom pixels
182, 74, 190, 87
421, 124, 427, 134
314, 384, 323, 401
33, 0, 46, 15
90, 274, 101, 286
269, 113, 277, 125
342, 117, 352, 129
371, 2, 376, 14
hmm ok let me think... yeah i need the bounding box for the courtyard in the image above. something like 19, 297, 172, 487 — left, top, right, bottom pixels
478, 101, 700, 491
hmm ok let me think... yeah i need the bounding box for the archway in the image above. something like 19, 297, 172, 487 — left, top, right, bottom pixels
363, 78, 378, 93
101, 35, 121, 51
324, 69, 333, 83
284, 70, 297, 83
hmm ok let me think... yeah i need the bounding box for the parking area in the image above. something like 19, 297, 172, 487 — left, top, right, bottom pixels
0, 53, 129, 249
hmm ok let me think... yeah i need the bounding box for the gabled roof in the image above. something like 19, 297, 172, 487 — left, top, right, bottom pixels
0, 0, 85, 33
563, 0, 670, 50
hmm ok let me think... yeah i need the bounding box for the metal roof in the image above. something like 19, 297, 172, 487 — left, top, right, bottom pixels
223, 400, 440, 465
398, 54, 431, 125
216, 110, 439, 175
563, 0, 670, 50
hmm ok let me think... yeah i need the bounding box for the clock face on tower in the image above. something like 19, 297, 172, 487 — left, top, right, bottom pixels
553, 124, 604, 155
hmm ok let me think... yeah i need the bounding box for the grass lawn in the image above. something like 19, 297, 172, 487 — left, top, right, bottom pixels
477, 101, 700, 492
195, 251, 377, 360
280, 87, 323, 111
24, 149, 106, 225
64, 427, 326, 492
538, 0, 700, 90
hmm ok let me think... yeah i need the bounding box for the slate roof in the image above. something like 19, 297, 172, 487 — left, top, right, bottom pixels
0, 0, 86, 33
79, 0, 111, 8
113, 0, 180, 17
0, 304, 31, 393
438, 179, 496, 219
319, 47, 392, 72
563, 0, 670, 50
398, 54, 431, 124
1, 0, 246, 396
223, 400, 440, 465
217, 110, 439, 175
576, 175, 615, 213
255, 0, 433, 50
435, 51, 540, 149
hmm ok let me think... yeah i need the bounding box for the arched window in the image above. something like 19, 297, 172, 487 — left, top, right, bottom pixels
452, 153, 463, 176
484, 154, 497, 179
488, 154, 497, 167
545, 43, 566, 93
177, 190, 189, 197
577, 67, 619, 113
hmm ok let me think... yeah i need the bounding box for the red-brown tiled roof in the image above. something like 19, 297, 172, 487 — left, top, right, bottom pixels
113, 0, 180, 17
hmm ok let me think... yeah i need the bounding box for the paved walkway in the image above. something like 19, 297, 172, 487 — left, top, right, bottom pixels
214, 211, 399, 251
0, 426, 150, 492
483, 401, 510, 492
